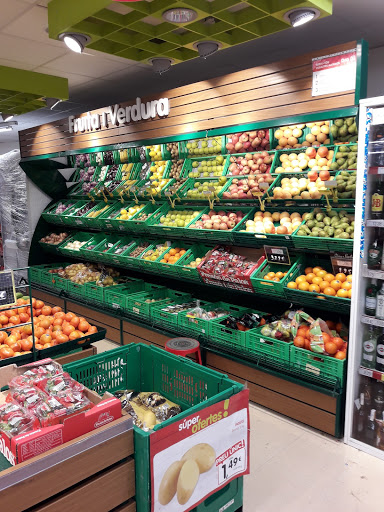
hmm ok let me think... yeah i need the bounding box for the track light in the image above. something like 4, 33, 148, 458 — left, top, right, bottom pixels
194, 41, 220, 59
285, 8, 320, 27
45, 98, 62, 110
59, 33, 91, 53
162, 8, 197, 23
150, 58, 173, 74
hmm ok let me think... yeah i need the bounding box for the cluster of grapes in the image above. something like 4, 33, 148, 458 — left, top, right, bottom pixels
55, 202, 75, 214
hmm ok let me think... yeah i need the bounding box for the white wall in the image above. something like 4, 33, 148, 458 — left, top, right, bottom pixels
368, 46, 384, 98
0, 141, 17, 155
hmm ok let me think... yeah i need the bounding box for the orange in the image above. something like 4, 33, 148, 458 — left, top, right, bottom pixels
323, 287, 336, 296
298, 282, 310, 291
319, 281, 329, 292
305, 273, 316, 283
335, 273, 347, 282
348, 289, 352, 298
323, 273, 335, 283
337, 289, 348, 298
335, 351, 346, 360
267, 272, 276, 278
316, 270, 327, 279
163, 253, 170, 261
346, 274, 353, 282
308, 284, 320, 292
304, 267, 313, 275
330, 280, 342, 291
169, 248, 177, 256
325, 342, 338, 355
312, 276, 323, 286
293, 336, 305, 348
160, 259, 166, 263
276, 271, 284, 279
312, 266, 323, 274
342, 281, 352, 290
296, 275, 307, 285
287, 282, 297, 289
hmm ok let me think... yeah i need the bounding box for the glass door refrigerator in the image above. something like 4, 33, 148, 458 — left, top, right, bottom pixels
345, 96, 384, 458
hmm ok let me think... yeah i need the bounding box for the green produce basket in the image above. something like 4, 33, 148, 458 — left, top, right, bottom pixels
156, 241, 193, 278
51, 272, 69, 292
332, 169, 356, 205
162, 141, 187, 161
225, 129, 273, 151
30, 264, 52, 284
97, 201, 125, 231
84, 279, 132, 306
271, 124, 333, 150
90, 234, 122, 264
38, 234, 70, 254
290, 345, 346, 386
127, 203, 168, 234
179, 177, 228, 202
185, 135, 226, 156
270, 146, 336, 174
103, 279, 145, 310
265, 173, 337, 205
208, 305, 253, 349
292, 207, 354, 253
187, 207, 253, 244
67, 182, 85, 198
250, 257, 302, 298
181, 155, 230, 179
247, 325, 292, 366
226, 150, 276, 177
147, 205, 208, 238
120, 161, 140, 180
176, 244, 211, 282
67, 280, 90, 300
113, 203, 148, 232
105, 237, 136, 267
60, 200, 95, 227
284, 256, 351, 313
138, 241, 172, 272
42, 200, 78, 226
119, 240, 152, 270
63, 343, 243, 512
59, 232, 94, 257
124, 285, 172, 320
79, 234, 107, 262
177, 301, 230, 339
150, 293, 196, 331
332, 143, 358, 170
218, 176, 274, 203
79, 202, 111, 229
38, 263, 66, 288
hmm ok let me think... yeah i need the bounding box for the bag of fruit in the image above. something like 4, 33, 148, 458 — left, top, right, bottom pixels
291, 310, 334, 354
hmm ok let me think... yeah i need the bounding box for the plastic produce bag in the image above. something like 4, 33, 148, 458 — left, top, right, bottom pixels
291, 310, 333, 354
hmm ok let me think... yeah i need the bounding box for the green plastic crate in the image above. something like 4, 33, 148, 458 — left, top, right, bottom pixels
156, 241, 192, 278
63, 343, 243, 512
250, 257, 302, 298
209, 306, 263, 349
42, 200, 78, 226
218, 176, 274, 203
97, 201, 125, 231
177, 301, 229, 339
60, 200, 93, 227
185, 136, 226, 156
290, 345, 346, 385
181, 155, 230, 180
120, 240, 152, 270
105, 238, 136, 267
79, 234, 107, 262
79, 202, 111, 229
138, 241, 172, 272
292, 207, 354, 253
103, 279, 145, 311
247, 326, 292, 366
91, 235, 122, 264
38, 234, 69, 255
225, 128, 273, 151
333, 169, 356, 206
51, 273, 69, 292
127, 203, 168, 234
177, 244, 211, 282
150, 292, 195, 331
59, 232, 94, 257
125, 286, 178, 321
179, 177, 228, 203
284, 256, 351, 313
84, 280, 131, 306
270, 146, 336, 174
29, 264, 50, 284
147, 205, 208, 238
67, 280, 89, 300
193, 476, 243, 512
226, 150, 276, 177
265, 173, 337, 205
113, 203, 148, 232
271, 125, 307, 149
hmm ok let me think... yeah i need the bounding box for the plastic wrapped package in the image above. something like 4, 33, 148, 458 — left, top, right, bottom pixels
0, 150, 31, 272
0, 402, 37, 438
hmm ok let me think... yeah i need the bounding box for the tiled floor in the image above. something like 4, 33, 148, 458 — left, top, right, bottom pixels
92, 340, 384, 511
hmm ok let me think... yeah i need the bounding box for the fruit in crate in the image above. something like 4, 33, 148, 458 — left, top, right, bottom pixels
200, 246, 260, 278
63, 240, 87, 251
160, 247, 187, 264
189, 209, 245, 230
87, 205, 109, 218
226, 130, 270, 153
274, 124, 305, 149
263, 271, 288, 282
141, 243, 170, 261
241, 211, 306, 235
186, 137, 222, 155
222, 175, 274, 199
57, 263, 101, 284
296, 209, 354, 239
104, 165, 119, 181
331, 117, 358, 143
186, 257, 203, 268
129, 243, 150, 258
117, 204, 145, 220
158, 210, 202, 228
148, 145, 162, 161
121, 163, 135, 180
135, 212, 150, 222
121, 180, 137, 193
272, 174, 335, 200
74, 202, 97, 216
138, 179, 171, 197
274, 147, 334, 174
332, 145, 358, 170
188, 156, 226, 178
186, 178, 227, 199
40, 233, 69, 245
167, 142, 179, 159
227, 151, 273, 176
304, 121, 331, 146
79, 167, 95, 182
335, 171, 356, 198
220, 312, 266, 332
53, 202, 75, 214
148, 161, 167, 181
274, 121, 331, 149
287, 266, 352, 298
169, 160, 184, 179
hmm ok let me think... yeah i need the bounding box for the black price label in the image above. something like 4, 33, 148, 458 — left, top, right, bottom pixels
330, 251, 353, 275
0, 270, 16, 308
264, 246, 291, 265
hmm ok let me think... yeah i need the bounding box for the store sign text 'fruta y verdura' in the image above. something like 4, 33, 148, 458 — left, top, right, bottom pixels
68, 97, 170, 134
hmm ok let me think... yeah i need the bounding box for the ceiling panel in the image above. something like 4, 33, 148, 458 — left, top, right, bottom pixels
0, 0, 31, 30
0, 33, 67, 67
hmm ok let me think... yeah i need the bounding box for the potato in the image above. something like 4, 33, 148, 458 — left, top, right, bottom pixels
181, 443, 216, 473
158, 461, 184, 505
177, 459, 200, 505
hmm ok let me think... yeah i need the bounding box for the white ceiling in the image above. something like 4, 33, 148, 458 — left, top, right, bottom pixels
1, 0, 384, 151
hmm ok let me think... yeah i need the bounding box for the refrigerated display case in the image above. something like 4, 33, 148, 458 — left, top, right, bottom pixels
346, 96, 384, 458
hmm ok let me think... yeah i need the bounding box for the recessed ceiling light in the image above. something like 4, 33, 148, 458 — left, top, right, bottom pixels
162, 8, 197, 24
59, 33, 91, 53
149, 58, 173, 74
284, 8, 320, 27
193, 41, 221, 59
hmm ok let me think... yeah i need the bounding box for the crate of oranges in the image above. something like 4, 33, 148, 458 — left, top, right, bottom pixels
284, 259, 352, 313
159, 244, 191, 278
250, 258, 302, 298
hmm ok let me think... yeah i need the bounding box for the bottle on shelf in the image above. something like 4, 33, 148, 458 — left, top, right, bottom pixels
368, 229, 383, 270
362, 326, 378, 368
376, 332, 384, 372
371, 176, 384, 219
355, 393, 367, 440
374, 383, 384, 416
366, 409, 377, 446
365, 278, 378, 316
377, 412, 384, 450
361, 377, 373, 407
376, 283, 384, 319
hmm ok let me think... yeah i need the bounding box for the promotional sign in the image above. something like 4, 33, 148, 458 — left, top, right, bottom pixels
264, 246, 290, 265
150, 390, 249, 512
0, 269, 16, 308
312, 49, 357, 97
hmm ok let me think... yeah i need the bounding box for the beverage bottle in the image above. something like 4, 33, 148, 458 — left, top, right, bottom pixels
362, 378, 373, 407
371, 176, 384, 219
356, 393, 367, 440
366, 409, 377, 446
374, 384, 384, 416
362, 326, 378, 368
376, 332, 384, 372
368, 229, 383, 269
365, 279, 378, 316
376, 283, 384, 319
377, 412, 384, 450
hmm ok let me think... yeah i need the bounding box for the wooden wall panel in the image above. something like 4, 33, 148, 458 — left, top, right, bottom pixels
19, 42, 358, 158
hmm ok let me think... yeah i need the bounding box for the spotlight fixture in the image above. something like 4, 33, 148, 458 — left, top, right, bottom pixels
193, 41, 221, 59
162, 8, 197, 23
45, 98, 62, 110
59, 33, 91, 53
284, 8, 320, 27
2, 114, 14, 122
150, 58, 173, 75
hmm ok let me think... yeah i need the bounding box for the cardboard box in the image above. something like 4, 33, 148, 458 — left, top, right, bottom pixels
0, 359, 122, 465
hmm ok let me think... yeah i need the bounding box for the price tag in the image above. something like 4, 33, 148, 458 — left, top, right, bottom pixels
264, 246, 291, 265
203, 190, 213, 195
359, 367, 373, 378
218, 446, 246, 485
259, 182, 269, 191
0, 269, 16, 308
138, 146, 147, 162
330, 251, 353, 275
208, 186, 216, 192
251, 190, 263, 197
164, 190, 173, 197
324, 180, 337, 188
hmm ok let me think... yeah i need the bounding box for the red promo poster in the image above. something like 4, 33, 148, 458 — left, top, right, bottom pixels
312, 49, 357, 97
150, 389, 249, 512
